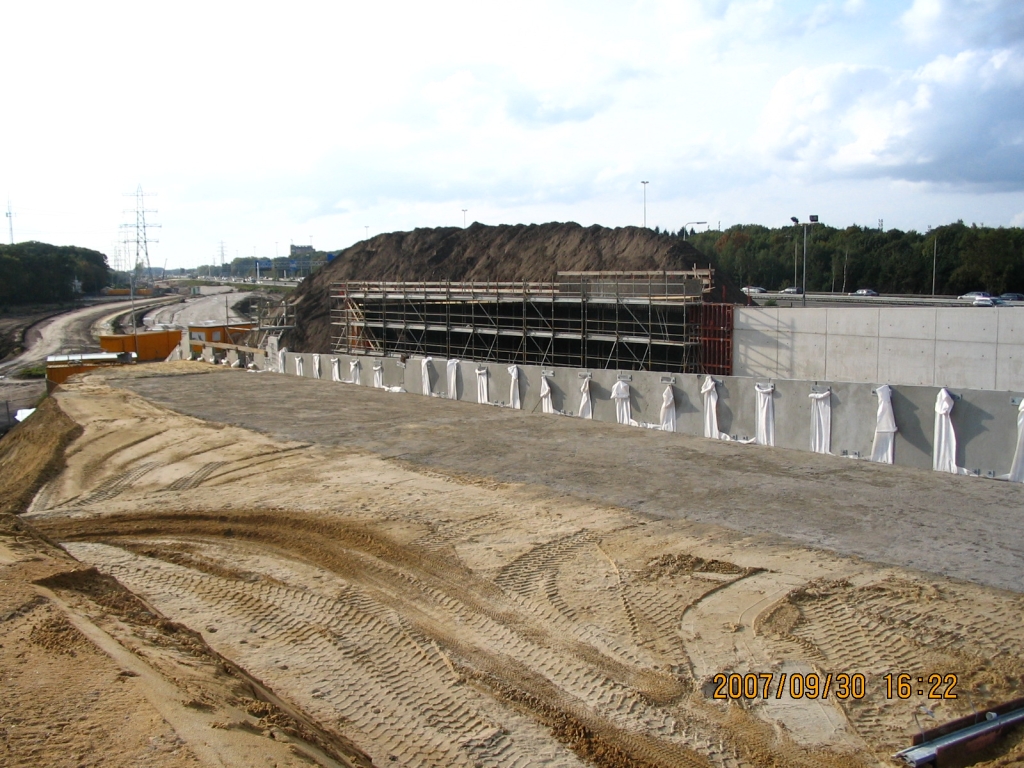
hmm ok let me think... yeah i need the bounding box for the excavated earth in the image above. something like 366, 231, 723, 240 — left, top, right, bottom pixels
282, 222, 748, 353
2, 362, 1024, 768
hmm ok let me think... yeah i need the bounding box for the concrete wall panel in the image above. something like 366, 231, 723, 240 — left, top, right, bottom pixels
934, 342, 997, 391
824, 335, 878, 383
789, 333, 828, 381
878, 307, 935, 340
877, 338, 935, 386
935, 307, 995, 343
827, 307, 879, 337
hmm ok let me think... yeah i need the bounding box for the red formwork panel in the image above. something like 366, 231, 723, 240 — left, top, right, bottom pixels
699, 303, 733, 376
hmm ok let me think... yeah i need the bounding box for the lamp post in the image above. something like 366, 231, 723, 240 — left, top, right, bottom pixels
790, 215, 819, 307
641, 181, 649, 228
683, 221, 706, 240
462, 209, 468, 228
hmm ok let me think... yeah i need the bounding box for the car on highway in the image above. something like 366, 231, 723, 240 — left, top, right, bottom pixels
779, 286, 803, 294
959, 291, 992, 300
741, 286, 767, 294
973, 296, 1007, 307
1000, 292, 1024, 302
851, 288, 879, 296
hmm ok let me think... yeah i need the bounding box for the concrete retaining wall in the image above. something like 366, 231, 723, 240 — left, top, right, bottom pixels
735, 305, 1024, 391
267, 350, 1023, 481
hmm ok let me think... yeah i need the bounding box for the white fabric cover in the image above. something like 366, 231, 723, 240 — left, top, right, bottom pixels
755, 382, 775, 446
611, 379, 636, 426
933, 388, 966, 474
421, 357, 433, 396
277, 347, 287, 375
660, 385, 676, 432
1006, 399, 1024, 482
349, 359, 361, 386
330, 357, 341, 382
578, 377, 593, 419
14, 408, 35, 422
447, 359, 459, 400
870, 384, 897, 464
701, 375, 722, 439
294, 356, 304, 377
808, 390, 831, 454
312, 354, 321, 379
540, 376, 554, 414
508, 365, 521, 409
373, 363, 384, 389
476, 368, 489, 404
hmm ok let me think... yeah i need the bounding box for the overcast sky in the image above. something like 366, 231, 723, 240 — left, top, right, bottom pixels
3, 0, 1024, 269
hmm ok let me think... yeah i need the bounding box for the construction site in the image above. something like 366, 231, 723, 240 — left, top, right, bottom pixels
2, 223, 1023, 768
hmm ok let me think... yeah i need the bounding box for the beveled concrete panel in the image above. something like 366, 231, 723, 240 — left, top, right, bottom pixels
778, 307, 828, 335
934, 341, 997, 390
935, 307, 995, 344
826, 307, 879, 337
996, 309, 1024, 345
732, 329, 779, 379
877, 338, 935, 386
824, 335, 878, 383
878, 307, 935, 340
734, 307, 779, 332
995, 346, 1024, 393
789, 332, 827, 381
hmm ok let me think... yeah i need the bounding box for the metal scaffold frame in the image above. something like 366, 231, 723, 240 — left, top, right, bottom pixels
330, 271, 732, 374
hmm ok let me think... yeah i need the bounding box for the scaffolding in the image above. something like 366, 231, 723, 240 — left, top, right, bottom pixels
330, 271, 731, 374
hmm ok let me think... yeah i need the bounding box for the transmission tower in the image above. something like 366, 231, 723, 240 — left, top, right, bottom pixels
121, 185, 160, 283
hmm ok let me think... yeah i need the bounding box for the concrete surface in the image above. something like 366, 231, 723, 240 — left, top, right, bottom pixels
122, 367, 1024, 592
735, 305, 1024, 391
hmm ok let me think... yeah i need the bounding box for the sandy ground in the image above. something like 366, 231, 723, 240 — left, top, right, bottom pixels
4, 363, 1023, 767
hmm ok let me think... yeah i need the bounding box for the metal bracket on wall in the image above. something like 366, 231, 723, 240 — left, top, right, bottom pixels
660, 375, 675, 384
578, 371, 592, 379
542, 370, 555, 377
1012, 397, 1022, 406
811, 385, 830, 394
397, 361, 406, 368
949, 392, 961, 400
617, 373, 632, 382
476, 367, 487, 374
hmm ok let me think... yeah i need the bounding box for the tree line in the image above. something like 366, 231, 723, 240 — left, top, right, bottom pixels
0, 242, 110, 305
680, 221, 1024, 296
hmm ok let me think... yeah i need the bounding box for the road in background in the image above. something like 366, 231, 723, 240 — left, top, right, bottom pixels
144, 292, 255, 329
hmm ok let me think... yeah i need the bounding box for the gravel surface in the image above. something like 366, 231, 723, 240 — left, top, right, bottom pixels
122, 368, 1024, 593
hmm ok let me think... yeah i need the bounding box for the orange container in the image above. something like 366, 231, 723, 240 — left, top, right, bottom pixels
100, 330, 183, 362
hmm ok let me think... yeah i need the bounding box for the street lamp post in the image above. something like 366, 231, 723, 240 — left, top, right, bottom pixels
683, 221, 706, 240
641, 181, 649, 228
462, 209, 468, 228
791, 215, 819, 307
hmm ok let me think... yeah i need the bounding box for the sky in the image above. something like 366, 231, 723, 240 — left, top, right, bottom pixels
2, 0, 1024, 270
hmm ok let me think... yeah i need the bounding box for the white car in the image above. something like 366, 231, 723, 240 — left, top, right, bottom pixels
741, 286, 767, 295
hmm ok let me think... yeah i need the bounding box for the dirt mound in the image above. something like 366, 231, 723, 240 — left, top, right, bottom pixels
283, 222, 747, 352
0, 396, 81, 515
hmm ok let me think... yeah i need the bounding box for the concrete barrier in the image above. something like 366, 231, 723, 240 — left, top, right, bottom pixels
258, 349, 1023, 482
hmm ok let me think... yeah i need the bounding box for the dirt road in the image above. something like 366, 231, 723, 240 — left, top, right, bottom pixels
6, 363, 1022, 768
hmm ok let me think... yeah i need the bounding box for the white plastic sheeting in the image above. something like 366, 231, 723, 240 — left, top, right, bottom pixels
331, 357, 341, 382
312, 354, 321, 380
754, 382, 775, 446
14, 408, 35, 422
373, 363, 384, 389
578, 377, 593, 419
447, 359, 459, 400
294, 355, 304, 377
611, 379, 636, 426
1006, 400, 1024, 482
808, 390, 832, 454
870, 384, 897, 464
660, 385, 676, 432
349, 359, 361, 386
476, 368, 489, 404
421, 357, 433, 396
508, 365, 521, 409
933, 388, 968, 475
277, 347, 287, 375
701, 376, 724, 439
540, 376, 554, 414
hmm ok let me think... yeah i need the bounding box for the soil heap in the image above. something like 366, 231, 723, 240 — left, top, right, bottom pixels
283, 222, 744, 353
